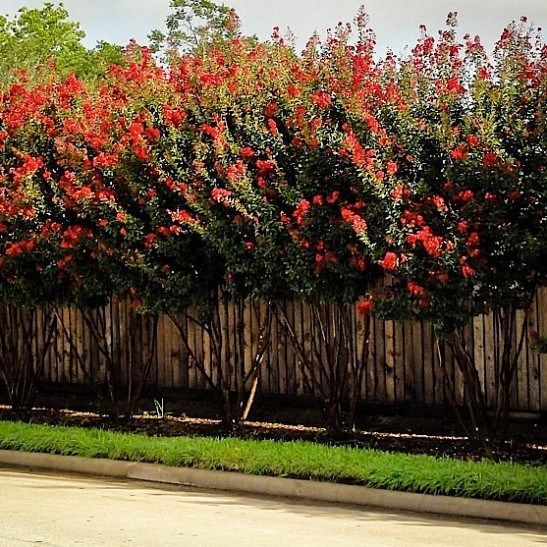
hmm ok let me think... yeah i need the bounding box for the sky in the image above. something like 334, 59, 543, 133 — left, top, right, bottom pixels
3, 0, 547, 55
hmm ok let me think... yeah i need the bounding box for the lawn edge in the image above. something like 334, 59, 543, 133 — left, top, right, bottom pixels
0, 449, 545, 527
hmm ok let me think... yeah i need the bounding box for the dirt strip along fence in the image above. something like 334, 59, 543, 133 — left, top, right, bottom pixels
24, 287, 547, 413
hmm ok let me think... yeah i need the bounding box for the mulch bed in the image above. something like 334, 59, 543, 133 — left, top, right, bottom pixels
1, 407, 545, 466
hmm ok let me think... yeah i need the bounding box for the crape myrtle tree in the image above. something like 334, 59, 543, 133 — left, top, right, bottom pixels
120, 24, 387, 431
0, 73, 127, 412
263, 16, 402, 434
0, 53, 157, 417
105, 46, 232, 422
149, 13, 401, 434
115, 9, 390, 432
122, 39, 298, 431
373, 15, 547, 440
0, 79, 60, 411
49, 47, 176, 419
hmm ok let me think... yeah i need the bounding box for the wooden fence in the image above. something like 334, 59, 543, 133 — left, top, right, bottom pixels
34, 288, 547, 412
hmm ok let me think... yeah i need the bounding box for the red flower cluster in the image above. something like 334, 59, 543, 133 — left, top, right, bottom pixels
406, 227, 444, 257
340, 207, 367, 234
356, 296, 374, 316
378, 252, 399, 272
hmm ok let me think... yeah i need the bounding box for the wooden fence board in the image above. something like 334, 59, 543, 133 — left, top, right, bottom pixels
384, 319, 396, 402
409, 321, 423, 403
393, 321, 405, 401
516, 309, 529, 410
539, 287, 547, 411
528, 293, 541, 411
374, 317, 386, 402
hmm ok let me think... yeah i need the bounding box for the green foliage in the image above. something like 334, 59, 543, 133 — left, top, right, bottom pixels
0, 2, 124, 87
0, 420, 545, 504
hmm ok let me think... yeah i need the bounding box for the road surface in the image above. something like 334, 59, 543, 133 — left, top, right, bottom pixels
0, 468, 543, 546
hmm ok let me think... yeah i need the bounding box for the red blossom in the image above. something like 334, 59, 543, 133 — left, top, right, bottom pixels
457, 220, 470, 233
407, 281, 426, 297
311, 91, 332, 109
264, 101, 279, 117
162, 105, 186, 127
288, 84, 300, 98
386, 161, 398, 175
201, 124, 220, 139
451, 146, 468, 161
145, 126, 161, 142
313, 195, 324, 206
340, 207, 367, 234
144, 233, 157, 249
406, 227, 443, 257
293, 199, 311, 225
461, 263, 476, 278
455, 189, 474, 203
256, 159, 276, 173
378, 252, 399, 272
466, 232, 480, 246
170, 210, 196, 225
239, 147, 255, 159
226, 160, 246, 183
431, 195, 447, 211
133, 144, 150, 162
5, 240, 36, 256
482, 152, 498, 167
391, 184, 412, 201
400, 210, 425, 227
60, 226, 92, 249
356, 296, 374, 316
467, 135, 480, 148
267, 118, 279, 134
210, 188, 234, 206
446, 77, 465, 94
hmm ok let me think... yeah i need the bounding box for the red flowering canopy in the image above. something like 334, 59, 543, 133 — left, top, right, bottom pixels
370, 16, 547, 332
0, 64, 142, 308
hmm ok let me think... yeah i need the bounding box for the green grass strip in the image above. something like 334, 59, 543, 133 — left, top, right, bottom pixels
0, 420, 545, 504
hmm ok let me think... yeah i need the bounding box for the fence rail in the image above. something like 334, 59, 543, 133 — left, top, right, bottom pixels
27, 288, 547, 412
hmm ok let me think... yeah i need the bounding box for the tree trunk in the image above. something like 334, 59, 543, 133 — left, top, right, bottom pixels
0, 303, 56, 413
274, 300, 368, 436
169, 296, 272, 432
445, 331, 491, 442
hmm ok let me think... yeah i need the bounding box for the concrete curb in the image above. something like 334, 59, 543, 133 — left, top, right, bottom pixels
0, 449, 545, 527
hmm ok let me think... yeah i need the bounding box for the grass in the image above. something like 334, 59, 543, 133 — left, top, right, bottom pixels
0, 420, 545, 505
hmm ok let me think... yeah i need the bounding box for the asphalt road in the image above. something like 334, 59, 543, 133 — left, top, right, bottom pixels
0, 468, 543, 546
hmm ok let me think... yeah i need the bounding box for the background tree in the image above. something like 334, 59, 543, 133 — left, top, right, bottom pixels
149, 0, 241, 62
0, 2, 124, 88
